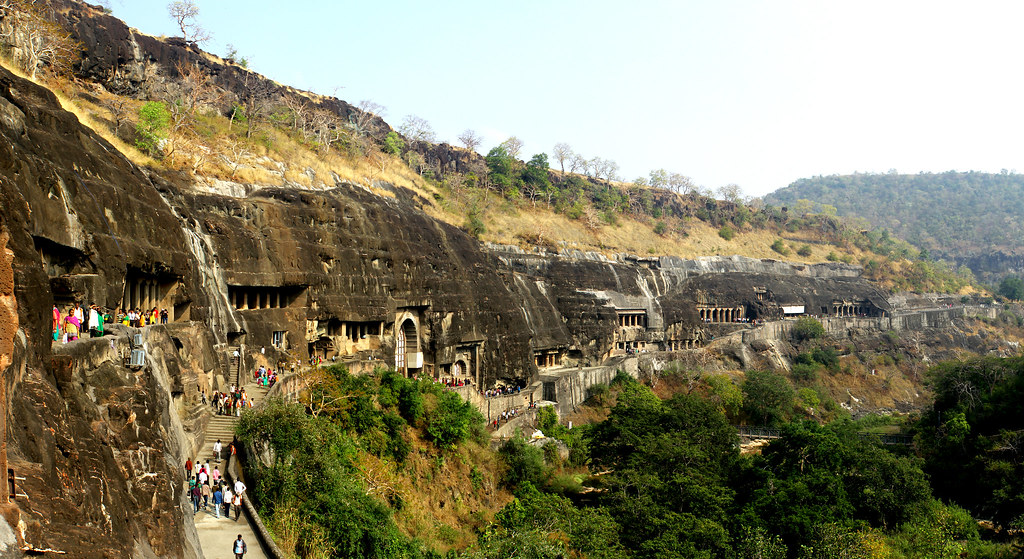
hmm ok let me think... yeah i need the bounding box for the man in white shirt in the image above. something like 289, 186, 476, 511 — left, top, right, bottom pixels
222, 487, 232, 518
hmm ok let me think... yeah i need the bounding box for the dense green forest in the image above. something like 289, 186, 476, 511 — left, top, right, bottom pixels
237, 356, 1024, 559
765, 171, 1024, 264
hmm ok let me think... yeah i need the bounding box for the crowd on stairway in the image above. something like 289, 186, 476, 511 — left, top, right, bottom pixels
185, 455, 247, 521
211, 386, 253, 416
252, 365, 278, 388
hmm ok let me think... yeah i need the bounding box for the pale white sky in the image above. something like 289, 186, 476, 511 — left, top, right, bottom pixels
110, 1, 1024, 197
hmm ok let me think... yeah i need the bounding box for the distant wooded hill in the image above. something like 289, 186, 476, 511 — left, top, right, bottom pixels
765, 171, 1024, 282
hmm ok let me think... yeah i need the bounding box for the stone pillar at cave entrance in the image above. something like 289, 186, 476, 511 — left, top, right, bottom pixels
0, 229, 18, 504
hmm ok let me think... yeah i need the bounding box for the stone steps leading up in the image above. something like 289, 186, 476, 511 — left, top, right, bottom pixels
193, 377, 273, 559
193, 380, 272, 467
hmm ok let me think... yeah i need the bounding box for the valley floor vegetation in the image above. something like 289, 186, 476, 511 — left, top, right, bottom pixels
235, 356, 1024, 559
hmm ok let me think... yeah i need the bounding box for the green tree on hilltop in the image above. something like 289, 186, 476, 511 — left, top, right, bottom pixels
383, 131, 404, 156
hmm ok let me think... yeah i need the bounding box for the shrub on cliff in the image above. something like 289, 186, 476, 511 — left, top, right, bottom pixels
793, 317, 826, 341
590, 389, 737, 556
498, 436, 547, 490
135, 101, 170, 156
998, 275, 1024, 300
424, 389, 484, 450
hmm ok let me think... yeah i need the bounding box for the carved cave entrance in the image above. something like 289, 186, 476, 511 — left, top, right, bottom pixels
395, 318, 421, 377
122, 269, 187, 321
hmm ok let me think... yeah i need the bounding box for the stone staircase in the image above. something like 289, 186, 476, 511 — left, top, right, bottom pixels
228, 346, 243, 387
191, 374, 273, 559
195, 378, 270, 466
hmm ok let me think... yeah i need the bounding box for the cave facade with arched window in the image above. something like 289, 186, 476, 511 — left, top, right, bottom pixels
393, 309, 424, 377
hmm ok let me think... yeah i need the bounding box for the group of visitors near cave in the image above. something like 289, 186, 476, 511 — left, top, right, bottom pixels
440, 376, 471, 388
50, 303, 169, 342
184, 447, 246, 521
251, 365, 278, 388
207, 368, 277, 417
482, 384, 521, 398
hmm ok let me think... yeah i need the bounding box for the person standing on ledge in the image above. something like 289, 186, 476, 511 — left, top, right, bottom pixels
232, 534, 246, 558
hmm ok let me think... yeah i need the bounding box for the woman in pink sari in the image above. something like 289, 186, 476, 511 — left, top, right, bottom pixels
64, 312, 81, 341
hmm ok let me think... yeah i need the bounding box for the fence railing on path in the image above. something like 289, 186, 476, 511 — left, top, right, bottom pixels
226, 453, 286, 559
225, 372, 305, 559
736, 425, 913, 446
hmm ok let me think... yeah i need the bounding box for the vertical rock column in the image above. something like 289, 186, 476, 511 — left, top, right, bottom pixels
0, 229, 17, 504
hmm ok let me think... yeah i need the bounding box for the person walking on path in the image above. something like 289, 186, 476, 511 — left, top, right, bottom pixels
232, 493, 242, 521
201, 482, 211, 511
190, 483, 202, 513
212, 486, 223, 519
232, 534, 247, 558
213, 439, 222, 461
233, 479, 246, 497
222, 487, 232, 519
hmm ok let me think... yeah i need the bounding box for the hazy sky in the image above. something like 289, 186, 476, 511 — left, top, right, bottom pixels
108, 1, 1024, 197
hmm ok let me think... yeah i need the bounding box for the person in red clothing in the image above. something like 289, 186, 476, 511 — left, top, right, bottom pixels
51, 305, 61, 341
185, 458, 193, 478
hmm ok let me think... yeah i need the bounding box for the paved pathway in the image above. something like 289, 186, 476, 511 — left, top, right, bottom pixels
191, 377, 271, 559
193, 505, 267, 559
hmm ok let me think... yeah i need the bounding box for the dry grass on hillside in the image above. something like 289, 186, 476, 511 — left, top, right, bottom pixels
4, 55, 445, 206
479, 197, 861, 262
385, 438, 511, 552
1, 57, 159, 168
6, 55, 887, 267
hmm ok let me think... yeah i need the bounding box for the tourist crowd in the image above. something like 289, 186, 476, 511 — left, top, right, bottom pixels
184, 454, 246, 521
440, 377, 471, 388
482, 384, 521, 398
253, 365, 277, 388
211, 386, 252, 416
51, 303, 170, 343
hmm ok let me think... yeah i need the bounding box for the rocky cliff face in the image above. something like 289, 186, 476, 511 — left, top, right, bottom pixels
954, 250, 1024, 285
0, 61, 213, 557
